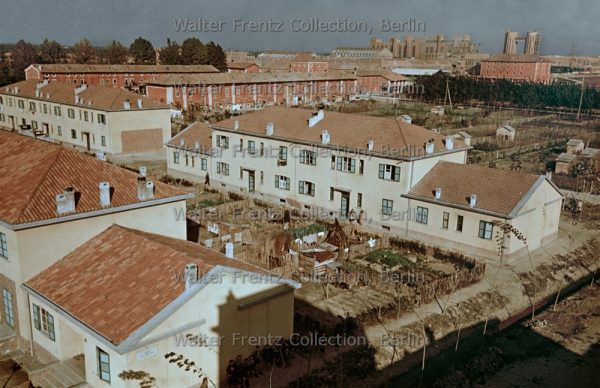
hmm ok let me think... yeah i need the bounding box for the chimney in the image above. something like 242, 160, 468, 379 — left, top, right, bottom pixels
469, 194, 477, 208
123, 99, 131, 110
321, 129, 330, 145
434, 187, 442, 200
74, 95, 80, 104
99, 182, 111, 208
56, 187, 76, 215
136, 98, 143, 109
137, 177, 155, 201
265, 122, 274, 136
36, 80, 48, 90
184, 263, 198, 290
308, 109, 324, 127
74, 83, 87, 94
225, 242, 234, 259
139, 166, 147, 177
367, 139, 374, 151
194, 141, 200, 150
425, 141, 434, 154
233, 120, 239, 130
95, 150, 106, 161
445, 135, 454, 151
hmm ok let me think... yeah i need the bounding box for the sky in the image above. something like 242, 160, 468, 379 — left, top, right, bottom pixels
0, 0, 598, 55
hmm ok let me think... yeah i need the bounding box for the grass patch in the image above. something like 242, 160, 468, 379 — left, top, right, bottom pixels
289, 223, 329, 240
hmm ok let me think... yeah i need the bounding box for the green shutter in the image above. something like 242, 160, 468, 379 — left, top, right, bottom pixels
394, 166, 400, 181
379, 164, 385, 179
350, 159, 356, 173
275, 175, 279, 188
32, 304, 41, 330
299, 181, 304, 194
337, 157, 342, 171
47, 313, 55, 341
285, 178, 290, 190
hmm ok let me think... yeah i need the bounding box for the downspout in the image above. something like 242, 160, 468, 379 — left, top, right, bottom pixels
26, 292, 34, 356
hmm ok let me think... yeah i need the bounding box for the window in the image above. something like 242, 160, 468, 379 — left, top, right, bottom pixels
456, 215, 464, 232
17, 100, 25, 109
278, 146, 288, 161
53, 106, 61, 116
29, 101, 36, 111
31, 121, 38, 130
57, 126, 62, 136
260, 142, 264, 156
416, 206, 429, 224
101, 136, 106, 147
71, 129, 77, 139
329, 187, 335, 201
32, 304, 55, 341
300, 149, 317, 165
201, 158, 207, 170
478, 221, 493, 240
248, 140, 256, 155
0, 96, 3, 105
173, 151, 180, 164
216, 135, 229, 149
378, 164, 401, 181
336, 156, 356, 173
359, 160, 364, 174
97, 348, 111, 382
185, 153, 189, 166
330, 155, 336, 169
0, 113, 4, 122
442, 212, 449, 229
2, 289, 14, 328
260, 171, 264, 185
97, 114, 106, 124
83, 111, 89, 122
357, 193, 363, 207
67, 108, 75, 119
275, 175, 290, 190
298, 181, 315, 196
382, 199, 393, 216
217, 162, 229, 176
0, 232, 7, 258
42, 104, 48, 114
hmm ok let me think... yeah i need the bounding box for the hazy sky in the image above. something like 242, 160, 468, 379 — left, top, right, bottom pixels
0, 0, 598, 55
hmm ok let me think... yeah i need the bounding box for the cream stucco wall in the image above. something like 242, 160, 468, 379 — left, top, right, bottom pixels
167, 129, 467, 233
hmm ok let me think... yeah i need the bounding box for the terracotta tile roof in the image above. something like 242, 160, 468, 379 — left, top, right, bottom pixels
30, 64, 219, 74
356, 70, 409, 81
227, 62, 259, 70
25, 225, 275, 345
0, 131, 186, 226
291, 53, 326, 63
167, 122, 213, 154
404, 161, 544, 216
1, 80, 168, 111
211, 107, 467, 158
145, 71, 356, 86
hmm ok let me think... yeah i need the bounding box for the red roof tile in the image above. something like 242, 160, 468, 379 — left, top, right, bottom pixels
404, 161, 544, 216
25, 225, 274, 345
0, 131, 186, 225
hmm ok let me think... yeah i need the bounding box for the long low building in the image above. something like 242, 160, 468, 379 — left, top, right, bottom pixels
25, 63, 219, 89
480, 54, 552, 84
145, 71, 359, 111
0, 79, 172, 154
165, 107, 563, 259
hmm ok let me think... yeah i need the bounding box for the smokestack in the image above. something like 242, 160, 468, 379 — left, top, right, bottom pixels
99, 182, 111, 208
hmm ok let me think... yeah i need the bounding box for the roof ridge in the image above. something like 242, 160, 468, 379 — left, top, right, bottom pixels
15, 146, 65, 223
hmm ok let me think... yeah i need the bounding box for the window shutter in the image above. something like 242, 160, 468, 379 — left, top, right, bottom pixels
275, 175, 279, 188
48, 314, 55, 341
379, 164, 385, 179
32, 304, 41, 330
299, 181, 304, 194
394, 167, 400, 181
351, 159, 356, 173
285, 178, 290, 190
337, 157, 342, 171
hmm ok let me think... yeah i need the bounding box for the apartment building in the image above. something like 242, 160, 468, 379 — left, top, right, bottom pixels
145, 71, 358, 111
23, 226, 298, 386
0, 79, 172, 154
355, 70, 410, 95
24, 64, 219, 89
480, 54, 552, 84
166, 107, 563, 259
166, 107, 470, 231
0, 131, 191, 356
403, 162, 563, 258
290, 53, 329, 72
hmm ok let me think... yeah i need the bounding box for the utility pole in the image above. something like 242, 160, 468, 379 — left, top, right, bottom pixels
443, 79, 453, 110
576, 76, 585, 121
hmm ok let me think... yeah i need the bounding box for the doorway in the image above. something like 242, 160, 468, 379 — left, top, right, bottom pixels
248, 171, 255, 193
340, 192, 350, 218
82, 132, 91, 151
